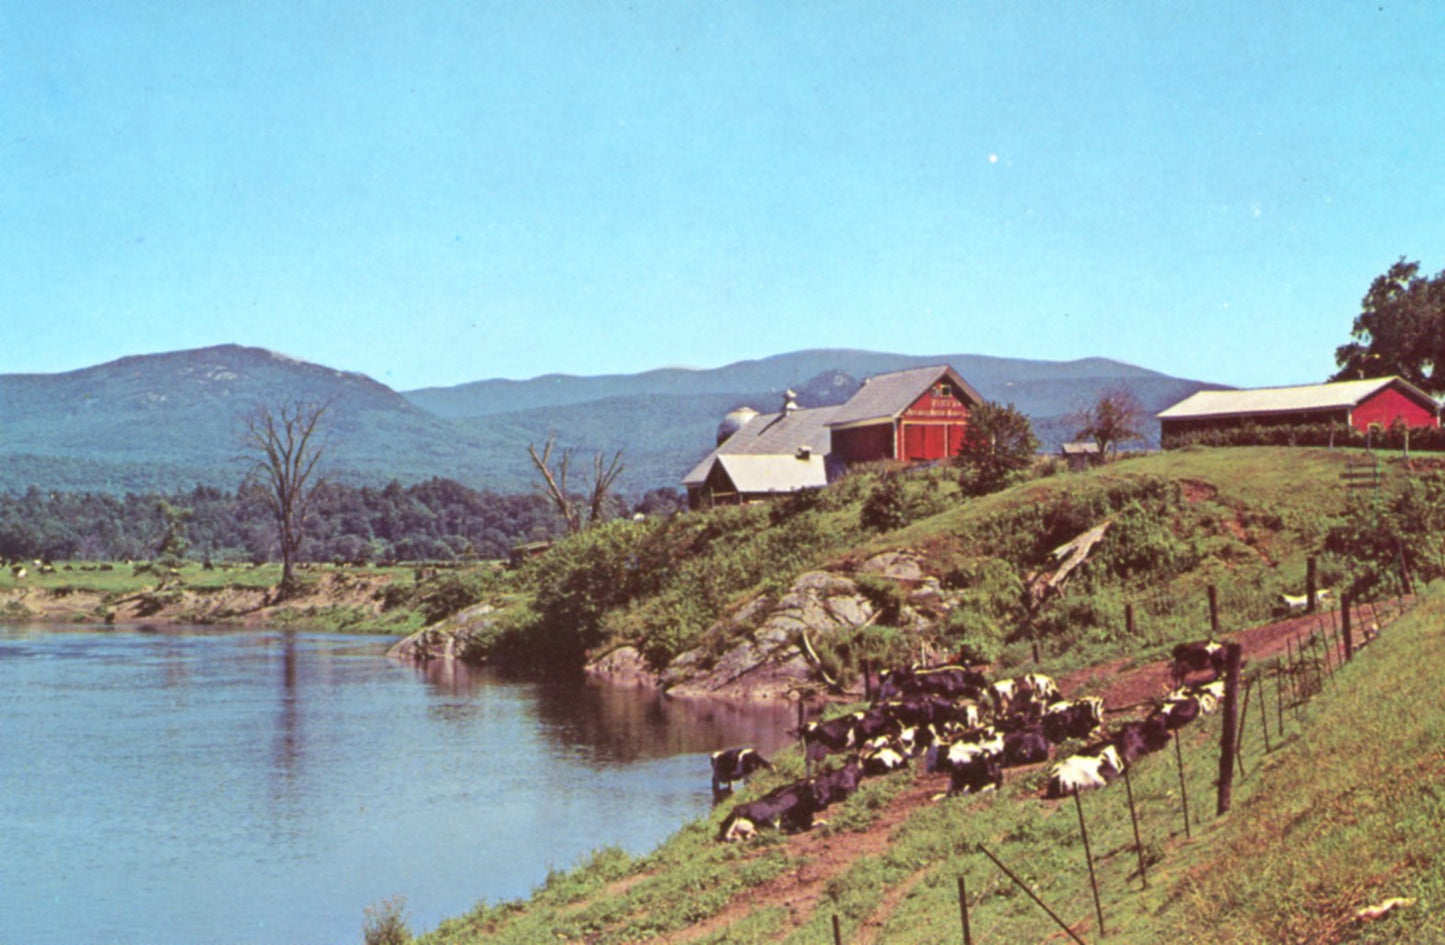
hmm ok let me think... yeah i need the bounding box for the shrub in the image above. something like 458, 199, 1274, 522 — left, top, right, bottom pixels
860, 476, 911, 532
362, 895, 412, 945
412, 569, 499, 624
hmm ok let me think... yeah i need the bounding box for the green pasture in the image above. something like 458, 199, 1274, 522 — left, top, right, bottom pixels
413, 582, 1445, 945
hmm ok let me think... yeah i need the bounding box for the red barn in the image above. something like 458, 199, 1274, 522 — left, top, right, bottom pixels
827, 365, 985, 464
1158, 376, 1439, 440
682, 365, 986, 509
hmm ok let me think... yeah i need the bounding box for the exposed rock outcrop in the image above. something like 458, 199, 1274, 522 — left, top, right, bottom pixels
654, 556, 939, 702
387, 602, 498, 661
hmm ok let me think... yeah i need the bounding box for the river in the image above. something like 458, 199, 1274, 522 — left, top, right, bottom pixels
0, 624, 796, 945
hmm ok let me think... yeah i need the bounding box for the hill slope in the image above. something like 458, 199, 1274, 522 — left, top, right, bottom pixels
411, 448, 1441, 944
1, 345, 1225, 495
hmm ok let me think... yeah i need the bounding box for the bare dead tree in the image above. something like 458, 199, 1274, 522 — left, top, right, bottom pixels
528, 436, 624, 535
242, 399, 329, 597
588, 449, 625, 527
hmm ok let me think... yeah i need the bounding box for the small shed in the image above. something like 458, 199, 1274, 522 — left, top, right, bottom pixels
1060, 441, 1101, 471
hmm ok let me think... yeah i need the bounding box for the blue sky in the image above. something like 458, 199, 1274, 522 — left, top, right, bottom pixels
4, 2, 1443, 392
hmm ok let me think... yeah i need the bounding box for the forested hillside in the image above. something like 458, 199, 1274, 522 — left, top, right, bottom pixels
0, 478, 566, 564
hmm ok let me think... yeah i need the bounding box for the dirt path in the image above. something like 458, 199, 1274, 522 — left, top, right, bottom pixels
642, 597, 1408, 942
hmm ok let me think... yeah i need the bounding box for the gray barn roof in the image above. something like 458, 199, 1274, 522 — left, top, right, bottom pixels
682, 404, 843, 487
1157, 376, 1438, 421
826, 365, 984, 428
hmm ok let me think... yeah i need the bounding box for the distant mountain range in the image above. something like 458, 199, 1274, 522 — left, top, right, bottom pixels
0, 344, 1227, 495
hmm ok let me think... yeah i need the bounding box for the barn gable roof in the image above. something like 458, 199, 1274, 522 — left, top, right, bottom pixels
708, 453, 831, 494
1157, 376, 1439, 422
681, 404, 843, 486
825, 365, 983, 429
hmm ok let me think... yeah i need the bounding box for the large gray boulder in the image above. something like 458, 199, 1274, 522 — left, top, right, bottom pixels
387, 602, 497, 661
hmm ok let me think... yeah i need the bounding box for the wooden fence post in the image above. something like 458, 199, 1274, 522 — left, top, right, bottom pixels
1216, 643, 1242, 816
1208, 584, 1220, 637
1259, 671, 1272, 753
1233, 675, 1251, 779
1126, 602, 1136, 639
1174, 729, 1192, 839
1342, 590, 1354, 662
1122, 761, 1148, 889
1306, 556, 1318, 613
1275, 661, 1285, 736
958, 875, 973, 945
1073, 787, 1106, 937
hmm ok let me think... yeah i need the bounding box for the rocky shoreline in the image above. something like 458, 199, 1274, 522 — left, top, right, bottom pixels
391, 550, 958, 703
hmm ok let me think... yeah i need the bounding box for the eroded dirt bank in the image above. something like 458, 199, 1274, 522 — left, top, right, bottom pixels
0, 570, 402, 629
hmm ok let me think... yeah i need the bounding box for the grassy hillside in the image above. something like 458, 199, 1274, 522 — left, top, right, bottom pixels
486, 446, 1396, 680
402, 447, 1441, 944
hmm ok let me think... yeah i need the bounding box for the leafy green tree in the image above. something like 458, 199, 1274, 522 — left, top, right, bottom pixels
1333, 257, 1445, 393
957, 400, 1039, 495
1073, 386, 1147, 459
154, 500, 192, 569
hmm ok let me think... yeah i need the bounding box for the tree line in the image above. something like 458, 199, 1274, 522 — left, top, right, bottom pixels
0, 478, 570, 565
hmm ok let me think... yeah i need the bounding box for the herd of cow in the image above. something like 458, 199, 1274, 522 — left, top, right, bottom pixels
714, 640, 1232, 842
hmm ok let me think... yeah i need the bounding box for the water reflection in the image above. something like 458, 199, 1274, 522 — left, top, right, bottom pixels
407, 658, 797, 764
0, 624, 800, 945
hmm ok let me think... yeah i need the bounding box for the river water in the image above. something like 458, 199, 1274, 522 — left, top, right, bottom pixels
0, 624, 796, 945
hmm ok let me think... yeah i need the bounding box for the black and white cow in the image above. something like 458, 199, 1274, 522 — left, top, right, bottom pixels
801, 714, 860, 763
929, 739, 1004, 797
1001, 729, 1050, 768
861, 744, 909, 776
717, 781, 822, 842
1154, 693, 1200, 731
1042, 697, 1105, 743
879, 665, 988, 701
991, 673, 1061, 717
1045, 745, 1123, 798
1113, 715, 1171, 763
1170, 640, 1226, 685
811, 758, 864, 806
710, 748, 773, 796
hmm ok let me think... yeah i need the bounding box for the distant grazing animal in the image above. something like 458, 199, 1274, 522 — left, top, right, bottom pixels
1046, 746, 1123, 798
991, 673, 1061, 717
1113, 716, 1172, 763
1001, 730, 1050, 768
861, 744, 908, 775
1282, 589, 1332, 613
710, 748, 772, 796
10, 565, 26, 580
1170, 640, 1226, 685
1193, 679, 1226, 714
801, 715, 860, 763
929, 740, 1004, 797
1155, 694, 1200, 731
878, 665, 988, 701
718, 781, 822, 842
810, 759, 864, 806
1042, 697, 1105, 743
